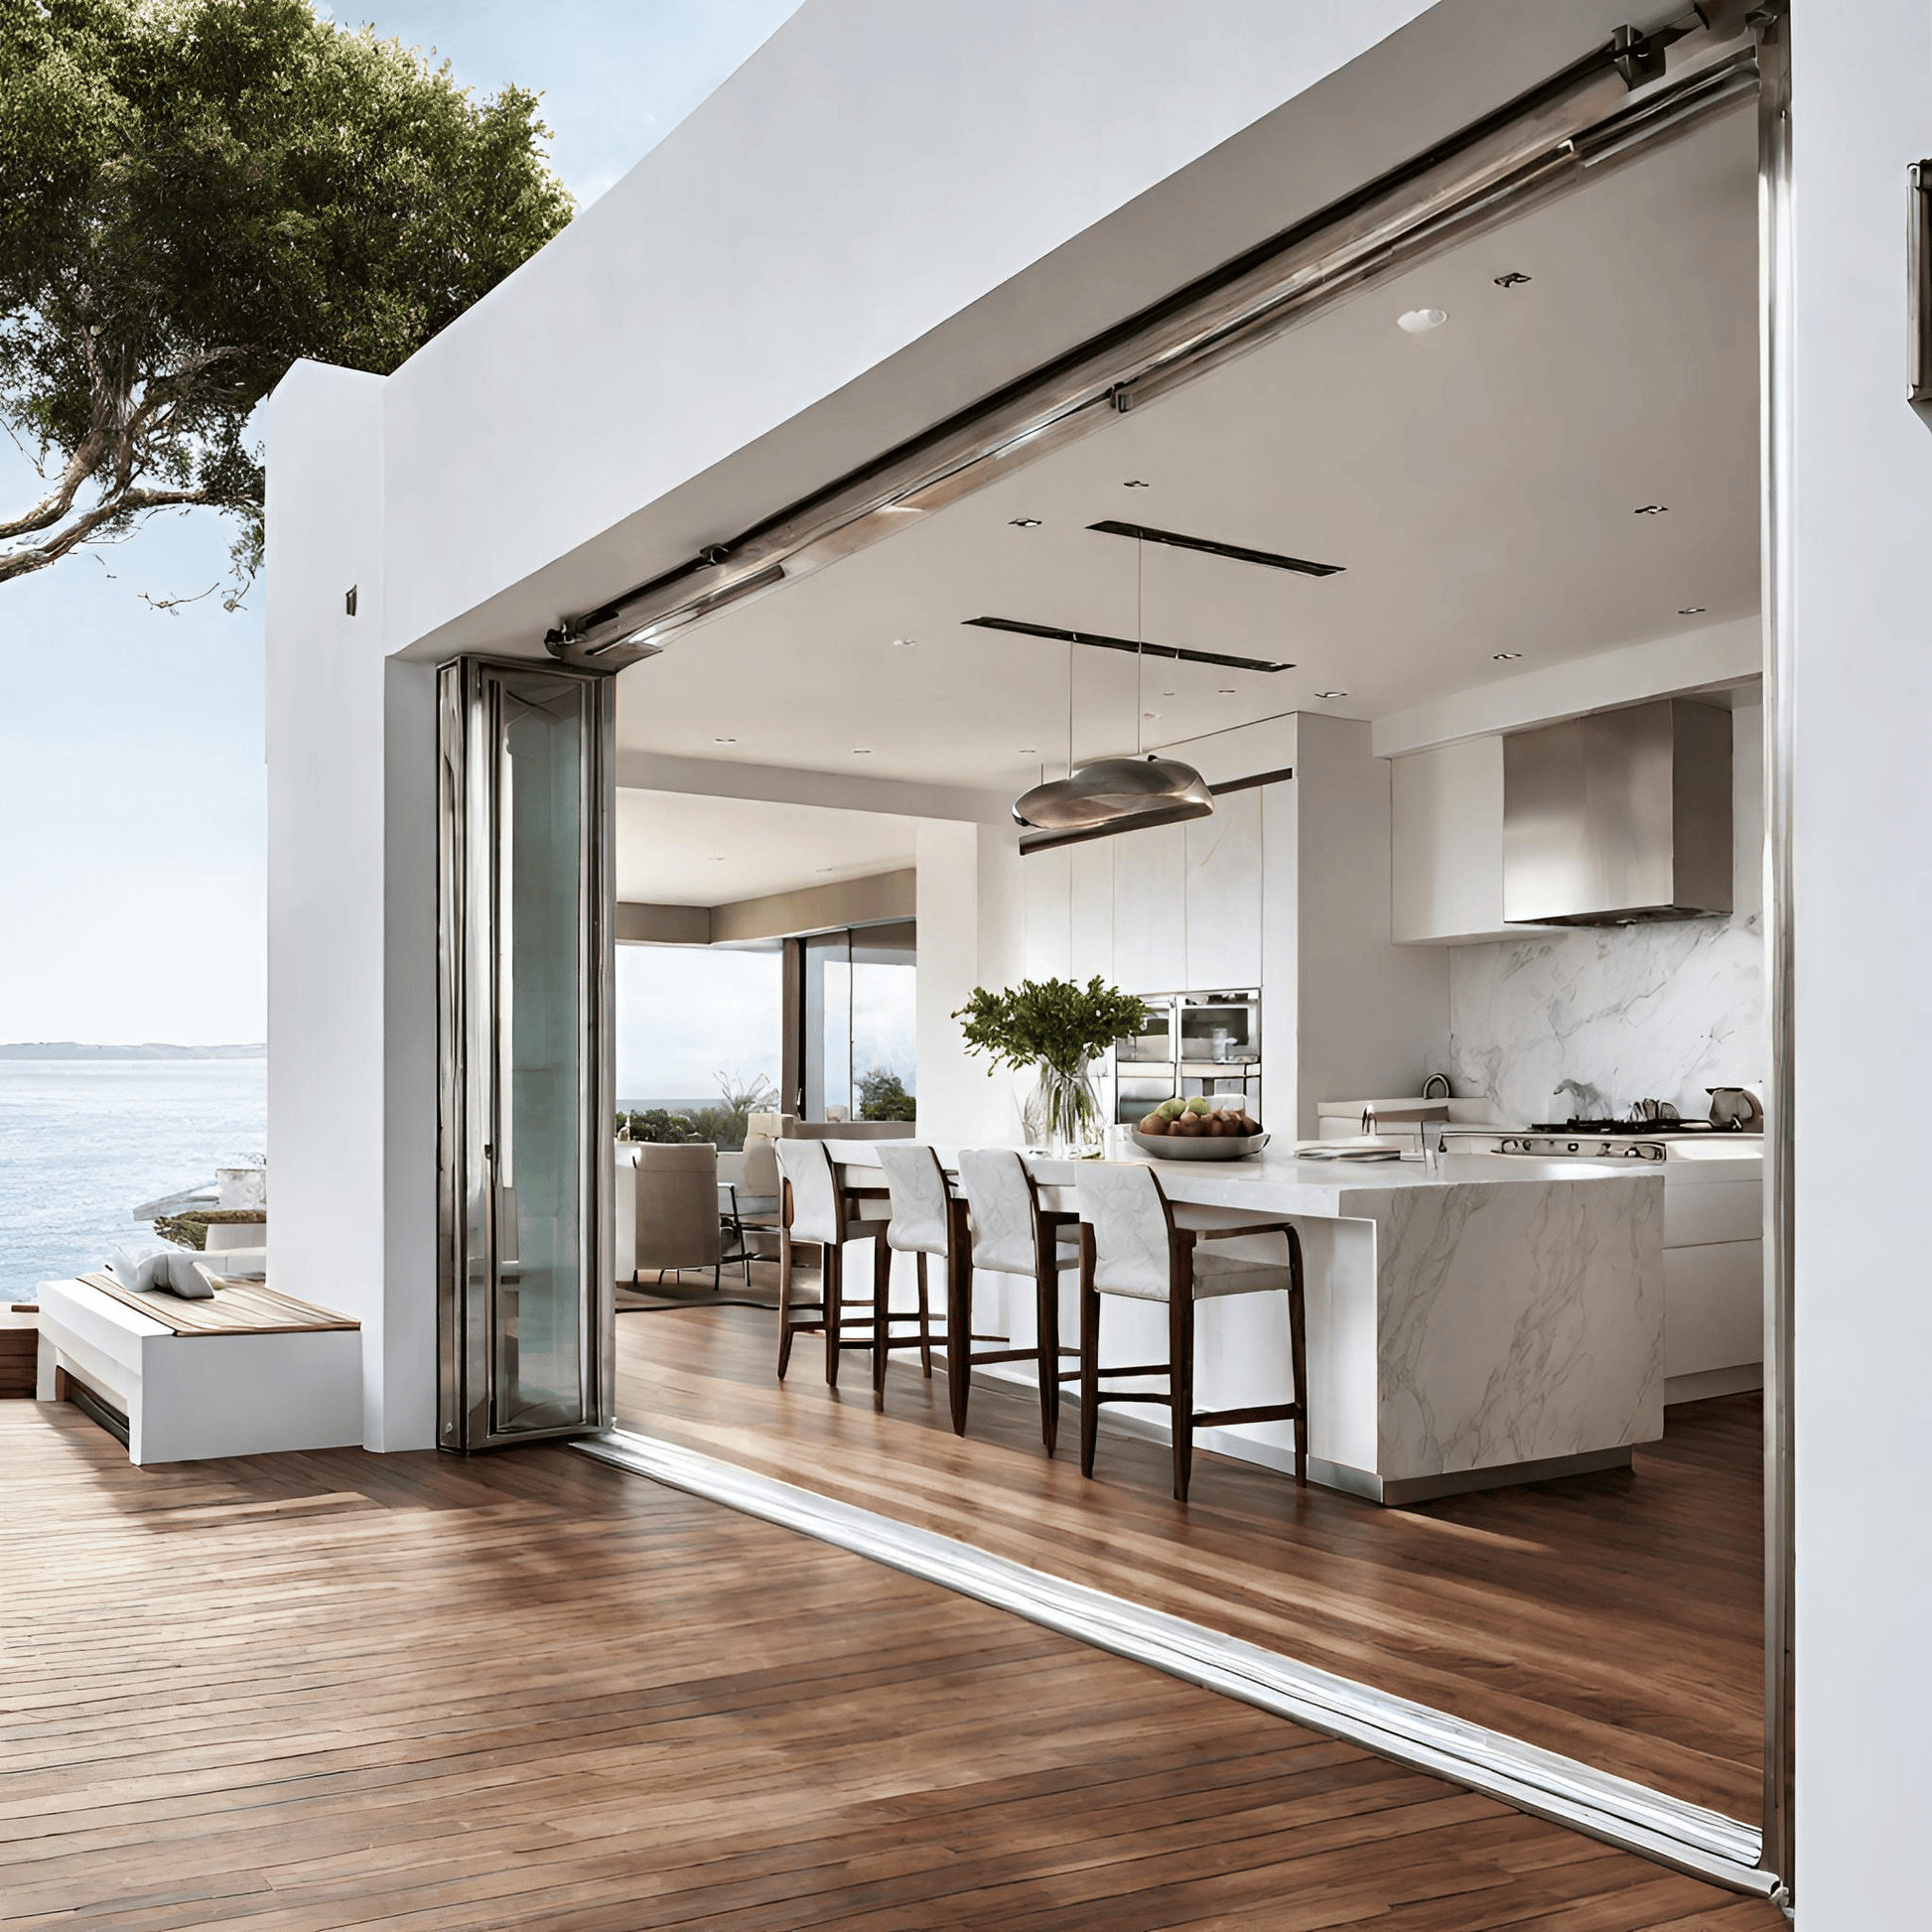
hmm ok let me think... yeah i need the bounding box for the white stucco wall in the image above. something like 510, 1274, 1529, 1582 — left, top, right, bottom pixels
1789, 3, 1932, 1923
265, 362, 438, 1450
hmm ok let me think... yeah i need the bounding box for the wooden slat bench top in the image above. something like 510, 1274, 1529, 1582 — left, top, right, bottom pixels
72, 1272, 360, 1337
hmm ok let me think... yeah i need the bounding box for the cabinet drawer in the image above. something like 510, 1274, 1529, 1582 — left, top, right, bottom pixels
1664, 1178, 1761, 1248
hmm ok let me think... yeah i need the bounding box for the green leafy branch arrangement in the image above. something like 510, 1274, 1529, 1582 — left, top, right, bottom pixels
953, 977, 1150, 1077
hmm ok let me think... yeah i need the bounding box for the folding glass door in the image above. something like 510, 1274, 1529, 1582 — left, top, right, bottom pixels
438, 658, 615, 1452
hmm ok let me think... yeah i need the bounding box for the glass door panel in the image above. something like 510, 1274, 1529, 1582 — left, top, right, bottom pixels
439, 658, 614, 1452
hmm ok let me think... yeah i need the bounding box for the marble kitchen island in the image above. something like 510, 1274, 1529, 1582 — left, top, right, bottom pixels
833, 1143, 1664, 1504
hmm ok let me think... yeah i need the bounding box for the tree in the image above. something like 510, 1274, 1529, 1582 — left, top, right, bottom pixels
857, 1067, 916, 1123
0, 0, 573, 601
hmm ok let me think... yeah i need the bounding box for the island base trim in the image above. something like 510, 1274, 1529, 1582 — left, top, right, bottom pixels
576, 1426, 1775, 1898
1318, 1447, 1634, 1506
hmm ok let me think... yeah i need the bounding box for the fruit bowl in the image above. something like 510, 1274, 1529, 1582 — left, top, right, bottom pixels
1132, 1128, 1271, 1162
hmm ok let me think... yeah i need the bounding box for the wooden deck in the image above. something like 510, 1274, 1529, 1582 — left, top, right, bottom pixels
616, 1296, 1765, 1821
0, 1400, 1780, 1931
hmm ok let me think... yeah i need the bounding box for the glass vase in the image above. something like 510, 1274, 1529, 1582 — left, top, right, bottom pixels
1032, 1055, 1103, 1159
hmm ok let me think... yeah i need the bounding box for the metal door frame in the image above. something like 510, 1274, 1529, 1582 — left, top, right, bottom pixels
437, 655, 618, 1453
540, 9, 1798, 1900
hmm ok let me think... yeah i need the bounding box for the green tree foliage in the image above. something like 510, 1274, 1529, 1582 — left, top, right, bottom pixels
856, 1067, 915, 1122
0, 0, 573, 597
619, 1071, 777, 1152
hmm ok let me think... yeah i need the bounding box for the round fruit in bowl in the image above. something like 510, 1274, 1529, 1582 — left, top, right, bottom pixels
1134, 1097, 1267, 1160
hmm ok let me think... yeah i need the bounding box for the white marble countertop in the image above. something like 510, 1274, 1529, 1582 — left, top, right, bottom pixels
823, 1139, 1656, 1219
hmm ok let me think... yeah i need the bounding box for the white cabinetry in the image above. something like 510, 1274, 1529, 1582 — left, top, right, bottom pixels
1022, 845, 1070, 981
1183, 786, 1262, 989
1390, 736, 1541, 944
1661, 1162, 1762, 1398
1111, 820, 1187, 993
1069, 838, 1115, 984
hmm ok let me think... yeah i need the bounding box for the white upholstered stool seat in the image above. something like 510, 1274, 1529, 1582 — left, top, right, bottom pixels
1074, 1160, 1310, 1500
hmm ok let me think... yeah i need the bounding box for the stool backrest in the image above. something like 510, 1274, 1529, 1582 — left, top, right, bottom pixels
634, 1142, 721, 1272
877, 1143, 951, 1256
774, 1136, 840, 1245
1075, 1162, 1175, 1299
957, 1149, 1040, 1277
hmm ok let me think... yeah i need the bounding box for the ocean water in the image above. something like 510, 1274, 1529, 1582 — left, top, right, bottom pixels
0, 1059, 266, 1302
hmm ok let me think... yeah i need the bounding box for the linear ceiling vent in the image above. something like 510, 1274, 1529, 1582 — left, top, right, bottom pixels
962, 615, 1291, 674
1502, 698, 1732, 926
1088, 520, 1343, 578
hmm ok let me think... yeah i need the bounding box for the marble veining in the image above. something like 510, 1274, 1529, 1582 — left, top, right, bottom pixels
1447, 913, 1765, 1125
1371, 1176, 1664, 1476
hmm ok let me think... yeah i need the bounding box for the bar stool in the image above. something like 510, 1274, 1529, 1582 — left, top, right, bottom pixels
773, 1137, 888, 1389
873, 1143, 946, 1409
955, 1149, 1083, 1453
1074, 1162, 1309, 1501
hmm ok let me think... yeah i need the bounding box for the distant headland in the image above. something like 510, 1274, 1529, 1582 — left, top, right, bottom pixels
0, 1042, 265, 1060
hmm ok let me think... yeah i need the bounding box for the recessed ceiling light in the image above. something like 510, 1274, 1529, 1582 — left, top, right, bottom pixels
1217, 687, 1237, 696
1123, 479, 1151, 488
712, 736, 737, 744
852, 748, 872, 756
1009, 516, 1041, 528
1398, 308, 1448, 333
815, 866, 839, 874
1143, 711, 1161, 720
1493, 271, 1532, 289
1493, 651, 1524, 662
1161, 690, 1174, 698
1313, 690, 1348, 700
1018, 748, 1037, 756
1678, 606, 1707, 616
1634, 503, 1670, 515
709, 856, 726, 862
892, 636, 915, 648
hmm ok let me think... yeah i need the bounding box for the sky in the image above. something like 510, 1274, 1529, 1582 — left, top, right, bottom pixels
0, 0, 803, 1048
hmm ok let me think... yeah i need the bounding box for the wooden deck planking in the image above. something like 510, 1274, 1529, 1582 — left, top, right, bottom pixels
616, 1297, 1764, 1818
0, 1402, 1780, 1932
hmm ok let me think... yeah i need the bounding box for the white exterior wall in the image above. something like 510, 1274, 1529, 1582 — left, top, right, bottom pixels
1789, 3, 1932, 1923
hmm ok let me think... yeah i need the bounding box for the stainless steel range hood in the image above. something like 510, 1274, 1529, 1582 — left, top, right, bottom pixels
1502, 698, 1731, 926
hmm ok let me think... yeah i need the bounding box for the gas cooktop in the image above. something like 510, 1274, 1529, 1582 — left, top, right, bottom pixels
1530, 1117, 1719, 1136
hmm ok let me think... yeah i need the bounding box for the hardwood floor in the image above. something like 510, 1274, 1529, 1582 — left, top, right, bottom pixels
0, 1403, 1778, 1932
616, 1297, 1764, 1820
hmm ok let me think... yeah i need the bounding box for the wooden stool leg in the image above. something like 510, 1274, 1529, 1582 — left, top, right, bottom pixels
914, 1252, 933, 1377
1287, 1229, 1310, 1488
1078, 1227, 1101, 1479
1171, 1282, 1196, 1504
776, 1226, 796, 1380
824, 1239, 843, 1388
874, 1234, 891, 1410
1035, 1250, 1059, 1456
946, 1244, 970, 1437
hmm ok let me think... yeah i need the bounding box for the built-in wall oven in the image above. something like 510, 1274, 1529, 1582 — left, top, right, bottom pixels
1114, 988, 1261, 1125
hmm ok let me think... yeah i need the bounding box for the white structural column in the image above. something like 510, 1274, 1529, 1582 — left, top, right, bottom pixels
264, 361, 437, 1451
1789, 2, 1932, 1922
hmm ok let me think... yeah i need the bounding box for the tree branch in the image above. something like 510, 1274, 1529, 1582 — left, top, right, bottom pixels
0, 484, 227, 585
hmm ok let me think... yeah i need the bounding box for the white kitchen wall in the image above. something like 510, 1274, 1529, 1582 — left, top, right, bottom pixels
1444, 701, 1764, 1125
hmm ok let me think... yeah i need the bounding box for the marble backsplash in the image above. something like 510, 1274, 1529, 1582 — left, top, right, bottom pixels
1446, 912, 1767, 1127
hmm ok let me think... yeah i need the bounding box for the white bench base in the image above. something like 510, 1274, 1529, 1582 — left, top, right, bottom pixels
36, 1280, 362, 1465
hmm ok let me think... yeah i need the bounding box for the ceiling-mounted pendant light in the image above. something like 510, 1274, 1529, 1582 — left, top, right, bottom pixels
1011, 533, 1214, 834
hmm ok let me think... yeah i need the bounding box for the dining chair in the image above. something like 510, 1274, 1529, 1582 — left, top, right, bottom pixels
773, 1137, 888, 1388
718, 1140, 782, 1287
1074, 1161, 1308, 1501
633, 1143, 722, 1290
955, 1148, 1083, 1452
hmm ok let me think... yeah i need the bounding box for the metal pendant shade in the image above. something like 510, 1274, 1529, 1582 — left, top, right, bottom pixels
1012, 754, 1214, 833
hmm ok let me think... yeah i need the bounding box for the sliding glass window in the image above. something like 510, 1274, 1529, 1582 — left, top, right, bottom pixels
798, 921, 914, 1122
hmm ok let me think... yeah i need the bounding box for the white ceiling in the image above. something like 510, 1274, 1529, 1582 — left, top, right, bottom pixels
616, 788, 920, 906
615, 107, 1759, 792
